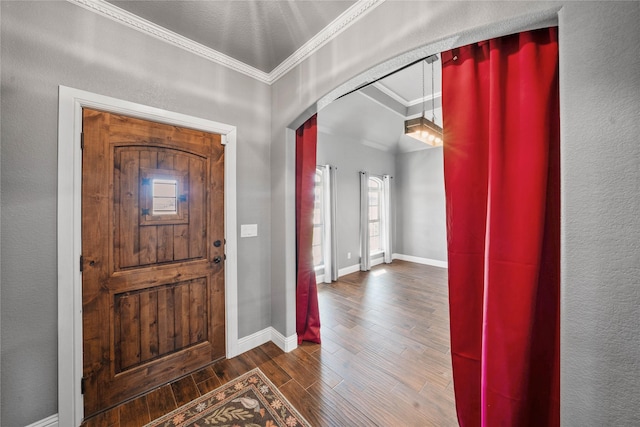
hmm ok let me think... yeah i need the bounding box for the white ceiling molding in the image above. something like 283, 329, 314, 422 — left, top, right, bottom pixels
358, 90, 407, 119
68, 0, 271, 83
373, 82, 413, 106
373, 82, 442, 108
67, 0, 385, 85
269, 0, 386, 83
407, 91, 443, 107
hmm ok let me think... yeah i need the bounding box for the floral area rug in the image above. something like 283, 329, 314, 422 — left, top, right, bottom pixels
145, 368, 311, 427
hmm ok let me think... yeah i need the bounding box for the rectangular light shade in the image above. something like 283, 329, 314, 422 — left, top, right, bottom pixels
404, 117, 443, 146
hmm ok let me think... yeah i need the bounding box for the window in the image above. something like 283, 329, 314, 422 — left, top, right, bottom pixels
368, 177, 383, 254
312, 168, 324, 269
139, 168, 188, 225
152, 178, 178, 214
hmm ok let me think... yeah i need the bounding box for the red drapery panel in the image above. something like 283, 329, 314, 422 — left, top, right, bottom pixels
442, 28, 560, 427
295, 114, 321, 344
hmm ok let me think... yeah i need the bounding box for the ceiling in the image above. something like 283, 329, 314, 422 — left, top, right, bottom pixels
319, 58, 443, 153
108, 0, 356, 73
100, 0, 442, 153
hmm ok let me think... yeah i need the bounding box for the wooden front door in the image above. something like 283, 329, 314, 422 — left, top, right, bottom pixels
81, 108, 225, 417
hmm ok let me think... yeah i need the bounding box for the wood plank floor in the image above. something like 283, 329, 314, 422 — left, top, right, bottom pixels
81, 260, 457, 426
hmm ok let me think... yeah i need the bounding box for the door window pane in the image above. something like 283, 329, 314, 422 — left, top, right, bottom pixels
152, 179, 178, 214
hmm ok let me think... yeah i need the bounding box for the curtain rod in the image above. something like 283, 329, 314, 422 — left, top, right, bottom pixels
338, 54, 439, 100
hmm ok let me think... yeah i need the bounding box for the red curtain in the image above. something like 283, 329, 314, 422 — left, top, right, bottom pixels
295, 115, 321, 344
442, 28, 560, 426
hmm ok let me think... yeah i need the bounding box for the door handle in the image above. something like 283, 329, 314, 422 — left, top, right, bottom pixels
213, 256, 222, 264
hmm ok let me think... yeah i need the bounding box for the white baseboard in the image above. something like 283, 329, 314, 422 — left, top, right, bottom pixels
338, 264, 360, 277
237, 327, 297, 355
316, 273, 333, 284
337, 258, 385, 276
371, 256, 385, 267
392, 253, 448, 269
237, 327, 274, 354
25, 414, 58, 427
270, 328, 298, 353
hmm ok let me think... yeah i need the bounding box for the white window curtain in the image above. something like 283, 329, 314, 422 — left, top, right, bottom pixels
359, 171, 370, 271
381, 174, 392, 264
321, 165, 338, 283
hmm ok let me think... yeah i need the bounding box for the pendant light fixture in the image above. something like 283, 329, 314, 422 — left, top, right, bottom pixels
404, 55, 443, 146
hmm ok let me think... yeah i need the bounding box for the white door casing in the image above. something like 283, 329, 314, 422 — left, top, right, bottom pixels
57, 86, 239, 426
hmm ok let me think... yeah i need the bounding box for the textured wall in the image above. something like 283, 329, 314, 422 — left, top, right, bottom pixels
271, 1, 640, 425
395, 148, 447, 262
0, 2, 272, 425
270, 0, 562, 338
2, 1, 639, 425
558, 3, 640, 425
316, 131, 396, 270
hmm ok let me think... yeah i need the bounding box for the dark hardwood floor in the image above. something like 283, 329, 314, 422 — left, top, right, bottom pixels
81, 260, 457, 426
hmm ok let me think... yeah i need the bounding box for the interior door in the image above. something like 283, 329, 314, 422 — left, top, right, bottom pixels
81, 108, 225, 417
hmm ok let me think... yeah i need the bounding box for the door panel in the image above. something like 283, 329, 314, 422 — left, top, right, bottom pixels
81, 109, 225, 417
113, 278, 207, 372
114, 146, 206, 269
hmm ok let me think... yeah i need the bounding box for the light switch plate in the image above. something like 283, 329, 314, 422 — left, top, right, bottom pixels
240, 224, 258, 238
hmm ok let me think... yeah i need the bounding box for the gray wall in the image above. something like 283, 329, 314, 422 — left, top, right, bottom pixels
395, 148, 447, 262
1, 1, 639, 425
0, 2, 272, 425
316, 130, 396, 270
271, 1, 640, 425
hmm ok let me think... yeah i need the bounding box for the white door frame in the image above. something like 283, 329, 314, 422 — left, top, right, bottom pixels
57, 86, 239, 426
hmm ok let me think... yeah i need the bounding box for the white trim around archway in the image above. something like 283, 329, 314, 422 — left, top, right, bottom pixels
57, 86, 239, 427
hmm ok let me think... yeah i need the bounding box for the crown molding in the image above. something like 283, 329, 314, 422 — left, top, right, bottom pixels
269, 0, 386, 83
67, 0, 385, 85
373, 82, 413, 106
68, 0, 271, 83
358, 88, 407, 119
373, 82, 442, 108
407, 91, 443, 108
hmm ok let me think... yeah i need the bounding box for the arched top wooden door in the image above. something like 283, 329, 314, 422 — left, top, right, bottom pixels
81, 108, 225, 417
